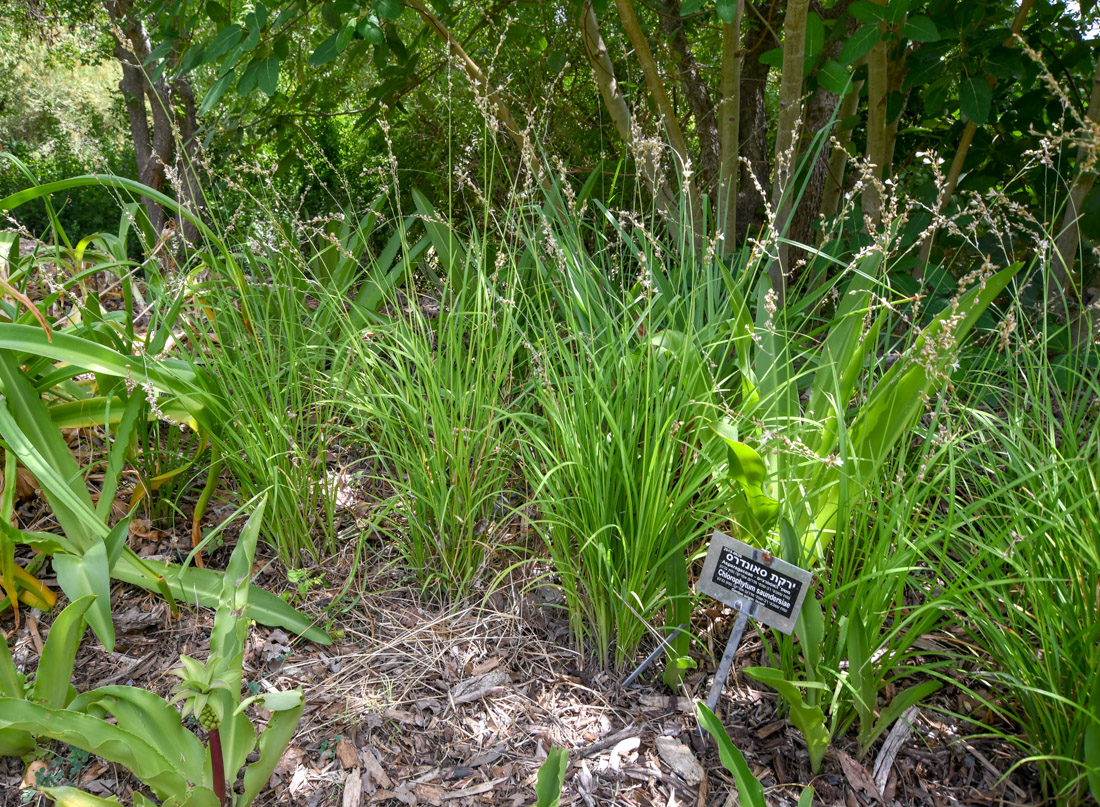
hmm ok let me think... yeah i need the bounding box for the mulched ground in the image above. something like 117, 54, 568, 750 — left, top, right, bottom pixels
0, 521, 1042, 807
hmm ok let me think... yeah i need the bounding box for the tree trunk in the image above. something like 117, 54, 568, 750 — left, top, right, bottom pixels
862, 0, 889, 230
768, 0, 809, 302
717, 0, 744, 255
818, 74, 864, 227
1053, 52, 1100, 305
173, 77, 204, 244
114, 45, 164, 233
737, 14, 776, 241
612, 0, 700, 220
578, 0, 676, 215
659, 0, 720, 196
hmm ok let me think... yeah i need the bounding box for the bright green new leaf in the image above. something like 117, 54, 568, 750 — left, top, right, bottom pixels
38, 787, 123, 806
34, 595, 96, 708
710, 421, 779, 531
743, 667, 831, 771
534, 747, 569, 807
239, 700, 304, 805
53, 544, 115, 650
695, 703, 766, 807
0, 700, 189, 797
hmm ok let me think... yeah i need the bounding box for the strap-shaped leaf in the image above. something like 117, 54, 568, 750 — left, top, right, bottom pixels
111, 552, 330, 645
695, 703, 766, 807
68, 686, 207, 785
710, 421, 779, 531
240, 700, 305, 805
34, 595, 96, 708
743, 667, 831, 771
0, 699, 189, 798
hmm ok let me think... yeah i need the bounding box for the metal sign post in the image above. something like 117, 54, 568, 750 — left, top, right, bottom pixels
697, 532, 813, 710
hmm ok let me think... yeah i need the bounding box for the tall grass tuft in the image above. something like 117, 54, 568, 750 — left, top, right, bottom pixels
344, 262, 523, 600
942, 311, 1100, 804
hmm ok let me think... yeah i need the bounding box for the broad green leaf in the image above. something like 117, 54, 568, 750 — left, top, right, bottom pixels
695, 703, 766, 807
0, 354, 97, 548
817, 59, 851, 94
901, 15, 939, 41
357, 15, 383, 45
236, 58, 262, 96
710, 422, 779, 530
240, 701, 304, 805
375, 0, 401, 19
202, 24, 244, 65
0, 700, 189, 798
849, 2, 885, 23
534, 747, 569, 807
716, 0, 738, 23
743, 667, 831, 771
34, 595, 95, 708
256, 52, 280, 96
885, 0, 907, 23
198, 70, 235, 115
111, 553, 330, 645
0, 633, 23, 698
805, 12, 825, 61
68, 687, 206, 785
838, 25, 880, 65
37, 787, 123, 806
960, 76, 992, 124
205, 1, 229, 24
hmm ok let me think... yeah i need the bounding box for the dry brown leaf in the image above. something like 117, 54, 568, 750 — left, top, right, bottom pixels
414, 783, 445, 806
361, 746, 393, 790
655, 736, 703, 786
834, 749, 882, 804
336, 739, 361, 770
21, 761, 48, 790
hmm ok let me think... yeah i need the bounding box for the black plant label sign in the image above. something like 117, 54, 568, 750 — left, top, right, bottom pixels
697, 532, 812, 635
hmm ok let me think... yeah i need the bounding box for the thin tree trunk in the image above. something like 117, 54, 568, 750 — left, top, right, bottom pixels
862, 0, 889, 230
1053, 52, 1100, 304
612, 0, 699, 219
173, 77, 204, 244
408, 0, 537, 173
717, 0, 744, 255
818, 75, 863, 227
916, 0, 1034, 272
579, 0, 674, 210
114, 45, 164, 232
738, 15, 776, 240
659, 0, 720, 195
768, 0, 809, 302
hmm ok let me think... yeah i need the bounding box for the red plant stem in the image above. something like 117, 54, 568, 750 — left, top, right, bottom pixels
209, 727, 227, 806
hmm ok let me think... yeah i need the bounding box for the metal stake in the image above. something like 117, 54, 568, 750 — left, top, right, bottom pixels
622, 623, 687, 687
704, 600, 755, 713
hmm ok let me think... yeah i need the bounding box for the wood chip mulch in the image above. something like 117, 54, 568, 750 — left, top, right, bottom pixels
0, 538, 1042, 807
